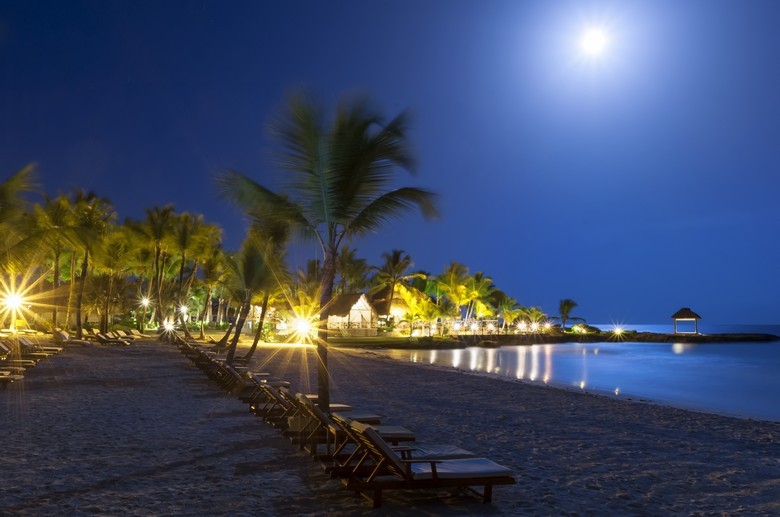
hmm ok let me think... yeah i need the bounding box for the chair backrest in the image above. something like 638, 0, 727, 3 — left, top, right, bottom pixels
260, 383, 294, 413
296, 393, 332, 427
350, 421, 407, 477
59, 330, 72, 341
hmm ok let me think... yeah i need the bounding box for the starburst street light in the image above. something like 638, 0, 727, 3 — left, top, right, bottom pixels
1, 292, 25, 333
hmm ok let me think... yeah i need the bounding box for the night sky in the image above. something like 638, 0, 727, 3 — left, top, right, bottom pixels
2, 1, 779, 324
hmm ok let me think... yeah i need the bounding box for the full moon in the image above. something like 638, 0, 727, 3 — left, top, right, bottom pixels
581, 28, 608, 56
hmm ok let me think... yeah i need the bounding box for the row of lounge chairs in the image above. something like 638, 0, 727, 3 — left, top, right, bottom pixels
52, 329, 153, 347
176, 336, 515, 509
0, 336, 64, 388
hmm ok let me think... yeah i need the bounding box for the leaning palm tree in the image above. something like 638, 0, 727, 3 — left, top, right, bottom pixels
222, 234, 280, 365
218, 92, 438, 408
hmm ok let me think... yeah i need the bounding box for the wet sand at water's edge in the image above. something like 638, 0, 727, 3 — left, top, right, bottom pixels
2, 340, 778, 515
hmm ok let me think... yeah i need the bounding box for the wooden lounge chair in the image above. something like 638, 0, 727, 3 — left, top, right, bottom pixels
343, 421, 515, 508
0, 342, 37, 369
327, 413, 417, 478
95, 333, 132, 346
53, 330, 93, 347
0, 370, 24, 388
0, 340, 49, 361
294, 393, 386, 460
111, 330, 138, 340
18, 336, 63, 355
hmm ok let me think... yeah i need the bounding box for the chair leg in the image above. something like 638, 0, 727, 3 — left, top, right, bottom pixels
483, 484, 493, 503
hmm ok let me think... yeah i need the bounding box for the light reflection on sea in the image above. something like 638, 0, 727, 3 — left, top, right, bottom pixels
388, 339, 780, 422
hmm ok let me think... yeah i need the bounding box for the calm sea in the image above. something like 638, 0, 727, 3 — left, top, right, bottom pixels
385, 324, 780, 422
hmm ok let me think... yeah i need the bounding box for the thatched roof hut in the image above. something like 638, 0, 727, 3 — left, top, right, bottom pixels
326, 293, 377, 336
671, 307, 702, 334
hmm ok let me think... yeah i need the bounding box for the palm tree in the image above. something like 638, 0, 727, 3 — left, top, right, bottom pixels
223, 235, 280, 365
239, 219, 290, 364
464, 272, 496, 320
558, 299, 579, 330
91, 227, 132, 333
335, 245, 370, 294
371, 249, 423, 322
197, 247, 227, 339
217, 93, 438, 409
0, 164, 37, 271
70, 191, 115, 338
172, 213, 222, 338
30, 194, 74, 329
131, 205, 175, 324
437, 262, 471, 321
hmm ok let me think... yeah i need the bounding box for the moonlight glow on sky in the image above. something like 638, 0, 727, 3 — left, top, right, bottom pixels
2, 1, 780, 325
580, 28, 609, 55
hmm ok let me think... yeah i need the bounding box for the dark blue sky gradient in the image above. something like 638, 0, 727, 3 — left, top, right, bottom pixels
2, 1, 779, 324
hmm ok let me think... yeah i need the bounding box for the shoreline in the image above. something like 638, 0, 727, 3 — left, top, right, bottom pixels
359, 346, 778, 424
329, 331, 780, 349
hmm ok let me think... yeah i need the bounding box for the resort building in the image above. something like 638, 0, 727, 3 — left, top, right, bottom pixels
326, 293, 378, 337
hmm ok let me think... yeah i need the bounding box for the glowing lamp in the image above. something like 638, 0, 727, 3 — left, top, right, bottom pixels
293, 318, 312, 336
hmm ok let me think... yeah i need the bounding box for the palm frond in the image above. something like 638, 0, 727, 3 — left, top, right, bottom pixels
347, 187, 439, 234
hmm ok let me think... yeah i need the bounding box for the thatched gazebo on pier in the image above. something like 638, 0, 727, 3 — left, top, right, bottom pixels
671, 307, 702, 334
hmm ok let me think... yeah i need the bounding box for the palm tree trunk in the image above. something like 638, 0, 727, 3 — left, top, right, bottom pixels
241, 291, 269, 363
214, 318, 236, 350
52, 246, 60, 329
102, 276, 113, 334
199, 286, 212, 340
66, 252, 76, 329
75, 250, 89, 339
317, 244, 338, 411
226, 299, 251, 365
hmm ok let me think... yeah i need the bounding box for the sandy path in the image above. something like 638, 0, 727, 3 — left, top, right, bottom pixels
2, 341, 779, 515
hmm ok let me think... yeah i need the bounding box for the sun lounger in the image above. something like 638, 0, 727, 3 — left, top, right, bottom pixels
326, 413, 418, 478
0, 342, 37, 369
129, 329, 153, 338
0, 340, 49, 361
111, 330, 138, 340
53, 330, 93, 347
343, 421, 515, 508
18, 336, 63, 354
294, 393, 384, 460
0, 370, 24, 388
95, 333, 132, 346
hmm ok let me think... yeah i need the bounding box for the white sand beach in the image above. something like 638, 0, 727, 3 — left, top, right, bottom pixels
2, 339, 779, 515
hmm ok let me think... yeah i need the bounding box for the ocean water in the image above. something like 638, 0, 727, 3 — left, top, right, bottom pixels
385, 324, 780, 422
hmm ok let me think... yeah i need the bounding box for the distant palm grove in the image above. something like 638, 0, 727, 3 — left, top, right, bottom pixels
0, 164, 554, 339
1, 95, 578, 359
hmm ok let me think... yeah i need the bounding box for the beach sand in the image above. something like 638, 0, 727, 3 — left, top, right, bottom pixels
2, 340, 779, 515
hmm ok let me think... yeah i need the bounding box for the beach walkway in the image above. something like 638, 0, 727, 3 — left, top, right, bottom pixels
0, 342, 362, 516
2, 340, 779, 515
